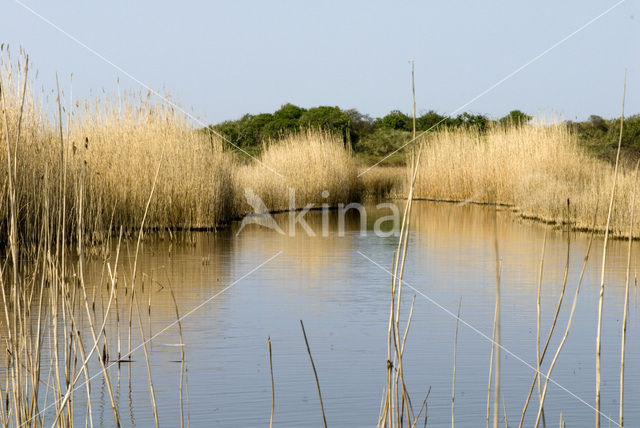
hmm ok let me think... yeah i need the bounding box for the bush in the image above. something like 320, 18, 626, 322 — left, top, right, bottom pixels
273, 103, 306, 121
606, 115, 640, 148
417, 110, 447, 131
356, 127, 409, 157
498, 110, 532, 127
588, 115, 608, 132
208, 106, 537, 155
345, 108, 374, 144
377, 110, 412, 131
449, 112, 490, 131
299, 106, 352, 145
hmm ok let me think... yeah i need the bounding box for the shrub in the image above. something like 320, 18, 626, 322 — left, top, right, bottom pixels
498, 110, 532, 127
299, 106, 351, 145
345, 108, 374, 144
416, 110, 447, 131
449, 112, 490, 131
377, 110, 412, 131
606, 115, 640, 148
356, 127, 410, 156
588, 115, 608, 131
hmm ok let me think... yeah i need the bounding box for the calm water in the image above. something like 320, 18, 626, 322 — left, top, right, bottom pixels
46, 201, 640, 427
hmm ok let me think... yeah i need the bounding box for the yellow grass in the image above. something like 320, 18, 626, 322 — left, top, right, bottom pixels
413, 124, 640, 236
0, 58, 364, 422
2, 50, 639, 427
69, 96, 235, 230
0, 53, 362, 243
234, 131, 360, 213
358, 166, 406, 199
3, 50, 638, 242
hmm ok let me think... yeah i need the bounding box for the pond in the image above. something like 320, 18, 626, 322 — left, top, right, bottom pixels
50, 201, 640, 427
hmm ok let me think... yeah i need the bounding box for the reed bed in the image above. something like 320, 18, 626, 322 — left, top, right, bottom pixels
0, 50, 365, 426
0, 61, 235, 247
0, 50, 190, 427
234, 131, 360, 213
0, 52, 364, 247
3, 48, 639, 427
69, 96, 236, 231
358, 166, 406, 200
413, 123, 640, 237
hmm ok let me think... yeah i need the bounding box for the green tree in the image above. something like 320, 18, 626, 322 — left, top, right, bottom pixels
498, 110, 532, 127
606, 115, 640, 148
273, 103, 306, 121
458, 112, 489, 131
299, 106, 351, 144
416, 110, 447, 131
345, 108, 374, 143
208, 121, 239, 147
377, 110, 411, 131
241, 113, 274, 145
262, 104, 306, 140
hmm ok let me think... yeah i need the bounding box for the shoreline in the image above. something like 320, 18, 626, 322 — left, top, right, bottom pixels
117, 196, 640, 242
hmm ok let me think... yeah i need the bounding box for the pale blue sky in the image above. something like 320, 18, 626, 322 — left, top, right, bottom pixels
3, 1, 639, 124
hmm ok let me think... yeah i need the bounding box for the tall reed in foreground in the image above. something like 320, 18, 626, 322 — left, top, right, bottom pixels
451, 299, 461, 428
619, 159, 638, 427
491, 201, 501, 428
268, 337, 275, 428
378, 148, 421, 428
0, 48, 190, 427
519, 205, 572, 426
596, 73, 626, 428
533, 214, 597, 427
300, 320, 327, 428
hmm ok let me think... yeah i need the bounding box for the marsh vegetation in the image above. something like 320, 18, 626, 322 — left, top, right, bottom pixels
0, 47, 638, 427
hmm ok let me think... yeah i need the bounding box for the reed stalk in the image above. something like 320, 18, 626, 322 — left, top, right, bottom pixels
520, 207, 572, 427
503, 397, 509, 428
410, 387, 430, 428
167, 281, 187, 428
596, 71, 626, 428
268, 336, 275, 428
379, 147, 421, 428
134, 292, 159, 428
486, 307, 496, 428
410, 60, 416, 140
619, 159, 639, 427
534, 211, 598, 427
300, 320, 327, 428
451, 298, 461, 428
492, 202, 501, 428
57, 229, 123, 427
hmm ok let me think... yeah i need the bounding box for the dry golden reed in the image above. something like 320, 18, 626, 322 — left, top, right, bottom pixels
358, 166, 406, 200
0, 50, 364, 425
68, 96, 235, 230
413, 123, 640, 236
234, 130, 360, 213
0, 52, 361, 244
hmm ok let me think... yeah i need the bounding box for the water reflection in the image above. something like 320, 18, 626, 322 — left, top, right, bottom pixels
12, 201, 640, 426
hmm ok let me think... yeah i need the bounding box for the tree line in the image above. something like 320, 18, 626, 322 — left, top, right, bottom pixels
205, 104, 532, 152
205, 104, 640, 160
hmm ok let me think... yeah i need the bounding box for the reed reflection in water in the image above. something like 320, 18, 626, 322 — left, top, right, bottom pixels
17, 201, 640, 427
